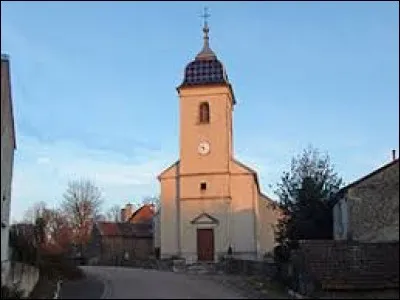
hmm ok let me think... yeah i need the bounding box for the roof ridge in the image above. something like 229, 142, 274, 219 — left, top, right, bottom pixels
341, 158, 399, 192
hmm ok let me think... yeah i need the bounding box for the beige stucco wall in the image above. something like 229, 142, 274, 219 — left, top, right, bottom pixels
258, 194, 280, 256
180, 174, 230, 200
159, 159, 279, 261
180, 198, 230, 263
229, 172, 257, 257
1, 57, 15, 278
159, 163, 179, 257
179, 85, 233, 175
158, 81, 278, 262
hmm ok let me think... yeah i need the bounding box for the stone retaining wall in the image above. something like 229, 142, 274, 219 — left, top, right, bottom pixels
290, 240, 399, 291
218, 257, 277, 278
5, 262, 39, 298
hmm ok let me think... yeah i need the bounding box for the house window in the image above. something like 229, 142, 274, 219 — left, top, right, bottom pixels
200, 182, 207, 191
199, 102, 210, 124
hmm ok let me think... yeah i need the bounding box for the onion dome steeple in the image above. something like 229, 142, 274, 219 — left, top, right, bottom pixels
179, 7, 235, 104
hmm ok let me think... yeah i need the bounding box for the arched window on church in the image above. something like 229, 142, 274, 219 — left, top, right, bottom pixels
199, 102, 210, 124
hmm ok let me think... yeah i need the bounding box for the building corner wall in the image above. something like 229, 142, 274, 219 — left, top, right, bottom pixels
1, 57, 15, 282
257, 194, 279, 258
159, 163, 180, 259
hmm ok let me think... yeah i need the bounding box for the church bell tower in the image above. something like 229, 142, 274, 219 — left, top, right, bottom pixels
177, 9, 236, 176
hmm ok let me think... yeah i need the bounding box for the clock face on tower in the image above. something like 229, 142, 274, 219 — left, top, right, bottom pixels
198, 141, 210, 155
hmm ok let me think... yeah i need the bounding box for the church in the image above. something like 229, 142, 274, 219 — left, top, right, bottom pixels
157, 16, 280, 263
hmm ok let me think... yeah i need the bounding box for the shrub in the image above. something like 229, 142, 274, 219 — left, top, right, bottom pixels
170, 255, 183, 260
38, 254, 84, 280
1, 285, 24, 299
263, 251, 274, 261
9, 229, 38, 266
273, 244, 291, 263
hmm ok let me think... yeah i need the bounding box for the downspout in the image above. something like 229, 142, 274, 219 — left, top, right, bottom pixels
176, 163, 181, 256
226, 98, 232, 253
252, 175, 260, 259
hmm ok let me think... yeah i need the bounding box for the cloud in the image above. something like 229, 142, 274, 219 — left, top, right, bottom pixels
36, 157, 50, 165
10, 132, 394, 223
10, 134, 176, 222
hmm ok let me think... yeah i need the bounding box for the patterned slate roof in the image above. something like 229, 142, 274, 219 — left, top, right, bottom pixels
181, 58, 229, 86
178, 25, 236, 104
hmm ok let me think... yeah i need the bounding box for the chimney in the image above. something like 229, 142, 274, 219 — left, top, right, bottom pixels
125, 203, 134, 221
392, 149, 396, 161
1, 53, 10, 61
120, 208, 126, 222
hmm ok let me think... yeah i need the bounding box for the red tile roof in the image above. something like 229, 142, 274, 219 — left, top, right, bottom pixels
95, 221, 152, 238
127, 204, 155, 224
96, 222, 120, 236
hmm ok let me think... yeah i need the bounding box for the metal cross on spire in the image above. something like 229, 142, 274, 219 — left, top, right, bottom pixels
201, 7, 210, 28
196, 6, 216, 60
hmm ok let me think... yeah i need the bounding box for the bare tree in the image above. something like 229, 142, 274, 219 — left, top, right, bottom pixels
21, 202, 72, 250
22, 201, 47, 224
105, 205, 122, 222
141, 195, 160, 210
43, 209, 72, 249
61, 179, 103, 248
94, 214, 106, 222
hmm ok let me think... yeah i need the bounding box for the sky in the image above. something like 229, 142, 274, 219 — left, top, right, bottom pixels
1, 1, 399, 222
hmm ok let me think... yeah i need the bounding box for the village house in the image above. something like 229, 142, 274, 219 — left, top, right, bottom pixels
85, 221, 153, 265
157, 20, 280, 263
332, 151, 399, 242
120, 203, 135, 222
153, 210, 161, 259
1, 54, 17, 282
85, 203, 157, 264
121, 203, 155, 224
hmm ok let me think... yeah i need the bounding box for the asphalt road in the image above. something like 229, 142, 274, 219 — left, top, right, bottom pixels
68, 266, 246, 299
60, 270, 104, 299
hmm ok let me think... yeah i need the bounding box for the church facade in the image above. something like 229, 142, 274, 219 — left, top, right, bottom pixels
158, 20, 280, 263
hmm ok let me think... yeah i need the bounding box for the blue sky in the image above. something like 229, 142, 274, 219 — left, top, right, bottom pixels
1, 1, 398, 222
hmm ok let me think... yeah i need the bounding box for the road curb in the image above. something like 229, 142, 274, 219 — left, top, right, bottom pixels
53, 280, 63, 299
77, 266, 111, 299
100, 279, 110, 299
288, 289, 310, 299
99, 274, 112, 299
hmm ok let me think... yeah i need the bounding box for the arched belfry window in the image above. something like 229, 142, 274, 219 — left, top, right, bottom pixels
199, 102, 210, 124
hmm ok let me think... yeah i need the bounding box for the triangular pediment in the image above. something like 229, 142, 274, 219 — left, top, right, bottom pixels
190, 213, 219, 225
